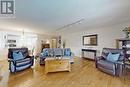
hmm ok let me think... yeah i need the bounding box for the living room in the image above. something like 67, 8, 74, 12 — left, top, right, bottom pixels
0, 0, 130, 87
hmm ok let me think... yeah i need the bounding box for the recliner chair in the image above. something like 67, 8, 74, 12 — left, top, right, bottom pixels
95, 48, 124, 76
8, 48, 34, 73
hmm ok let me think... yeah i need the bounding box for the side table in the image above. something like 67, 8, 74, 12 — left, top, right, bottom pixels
123, 61, 130, 80
116, 62, 124, 77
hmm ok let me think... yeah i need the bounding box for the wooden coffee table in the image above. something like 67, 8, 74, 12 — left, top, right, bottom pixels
45, 58, 71, 74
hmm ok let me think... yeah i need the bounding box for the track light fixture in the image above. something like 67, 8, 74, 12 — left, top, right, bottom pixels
57, 18, 85, 31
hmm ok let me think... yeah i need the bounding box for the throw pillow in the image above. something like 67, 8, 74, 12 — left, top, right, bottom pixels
13, 51, 24, 60
64, 48, 71, 56
107, 52, 120, 62
42, 49, 49, 56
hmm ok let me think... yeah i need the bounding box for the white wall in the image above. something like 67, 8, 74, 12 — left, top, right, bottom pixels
0, 29, 53, 60
36, 34, 53, 53
59, 23, 130, 57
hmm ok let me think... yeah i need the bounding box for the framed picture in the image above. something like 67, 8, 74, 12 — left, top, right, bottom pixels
7, 40, 16, 43
83, 34, 98, 46
7, 39, 17, 48
8, 44, 16, 47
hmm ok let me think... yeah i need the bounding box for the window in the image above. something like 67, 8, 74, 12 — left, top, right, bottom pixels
0, 31, 38, 50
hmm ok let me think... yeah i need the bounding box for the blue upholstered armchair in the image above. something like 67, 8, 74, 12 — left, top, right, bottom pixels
40, 48, 74, 65
8, 48, 34, 73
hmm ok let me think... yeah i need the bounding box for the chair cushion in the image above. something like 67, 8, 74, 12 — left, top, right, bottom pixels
10, 62, 32, 72
13, 51, 24, 60
48, 49, 54, 57
97, 60, 115, 70
16, 64, 32, 71
107, 52, 120, 62
16, 58, 31, 63
54, 48, 63, 57
16, 58, 31, 67
42, 49, 49, 56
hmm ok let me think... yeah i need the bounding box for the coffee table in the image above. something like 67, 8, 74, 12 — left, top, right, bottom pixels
45, 58, 71, 74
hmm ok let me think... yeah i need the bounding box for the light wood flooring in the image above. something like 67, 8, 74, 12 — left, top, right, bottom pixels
0, 57, 130, 87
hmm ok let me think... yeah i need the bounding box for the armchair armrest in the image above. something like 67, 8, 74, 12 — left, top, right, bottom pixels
40, 53, 47, 58
95, 56, 104, 68
27, 55, 34, 58
25, 56, 34, 62
114, 61, 124, 65
8, 58, 17, 71
8, 59, 16, 63
70, 52, 74, 57
114, 60, 124, 69
114, 60, 124, 76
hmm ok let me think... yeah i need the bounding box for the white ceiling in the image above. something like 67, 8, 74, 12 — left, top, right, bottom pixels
0, 0, 130, 34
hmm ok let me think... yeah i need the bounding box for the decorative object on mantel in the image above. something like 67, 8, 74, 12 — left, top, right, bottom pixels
122, 27, 130, 38
63, 40, 66, 48
58, 36, 61, 48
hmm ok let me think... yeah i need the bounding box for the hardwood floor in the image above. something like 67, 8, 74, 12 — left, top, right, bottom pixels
0, 57, 129, 87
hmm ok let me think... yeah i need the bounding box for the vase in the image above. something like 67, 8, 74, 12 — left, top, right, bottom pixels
125, 32, 129, 38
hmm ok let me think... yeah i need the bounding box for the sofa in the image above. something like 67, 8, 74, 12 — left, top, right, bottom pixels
8, 48, 34, 73
95, 48, 124, 76
40, 48, 74, 64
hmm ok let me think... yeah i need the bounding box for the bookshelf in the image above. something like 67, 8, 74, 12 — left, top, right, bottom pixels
116, 38, 130, 60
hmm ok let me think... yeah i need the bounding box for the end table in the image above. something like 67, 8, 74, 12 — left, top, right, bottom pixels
123, 61, 130, 80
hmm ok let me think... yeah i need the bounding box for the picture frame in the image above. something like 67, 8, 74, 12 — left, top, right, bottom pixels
83, 34, 98, 46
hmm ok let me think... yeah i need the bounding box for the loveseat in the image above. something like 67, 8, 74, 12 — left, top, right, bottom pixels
40, 48, 74, 64
8, 48, 34, 73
